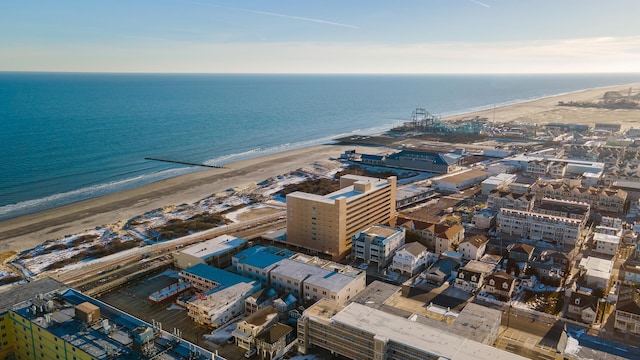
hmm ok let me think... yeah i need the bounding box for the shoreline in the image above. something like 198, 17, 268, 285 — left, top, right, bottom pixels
1, 82, 639, 253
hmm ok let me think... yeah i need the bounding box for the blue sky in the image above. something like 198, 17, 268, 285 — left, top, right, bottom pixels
2, 0, 639, 73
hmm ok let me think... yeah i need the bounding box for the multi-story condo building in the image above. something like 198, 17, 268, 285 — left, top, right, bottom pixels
536, 198, 590, 221
297, 299, 527, 360
497, 208, 584, 246
531, 180, 627, 214
352, 224, 405, 270
487, 190, 535, 212
0, 278, 218, 360
527, 159, 550, 177
269, 258, 366, 306
286, 175, 396, 260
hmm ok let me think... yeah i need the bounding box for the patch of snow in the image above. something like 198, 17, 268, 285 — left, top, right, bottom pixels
166, 304, 185, 311
564, 336, 581, 355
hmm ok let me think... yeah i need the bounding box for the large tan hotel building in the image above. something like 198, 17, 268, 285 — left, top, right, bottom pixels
286, 175, 396, 260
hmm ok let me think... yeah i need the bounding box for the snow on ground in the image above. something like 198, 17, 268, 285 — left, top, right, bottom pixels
166, 303, 185, 311
204, 322, 237, 343
563, 336, 581, 355
17, 228, 137, 275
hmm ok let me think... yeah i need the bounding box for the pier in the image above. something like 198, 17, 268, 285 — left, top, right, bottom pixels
144, 157, 224, 168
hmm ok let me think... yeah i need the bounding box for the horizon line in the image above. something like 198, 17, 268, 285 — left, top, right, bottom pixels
3, 70, 640, 76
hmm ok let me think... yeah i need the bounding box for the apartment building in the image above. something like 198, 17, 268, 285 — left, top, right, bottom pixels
286, 175, 396, 260
531, 180, 627, 214
497, 208, 585, 246
232, 306, 279, 352
352, 224, 405, 270
487, 190, 535, 212
297, 299, 527, 360
0, 278, 218, 360
397, 217, 465, 254
269, 258, 366, 306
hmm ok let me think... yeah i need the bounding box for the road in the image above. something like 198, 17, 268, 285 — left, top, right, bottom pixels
49, 211, 286, 287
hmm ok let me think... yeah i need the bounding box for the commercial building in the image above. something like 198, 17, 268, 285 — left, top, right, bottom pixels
179, 264, 261, 328
352, 224, 405, 270
297, 299, 526, 360
0, 278, 218, 360
286, 174, 396, 260
173, 234, 247, 269
432, 169, 490, 193
360, 149, 463, 174
481, 173, 517, 196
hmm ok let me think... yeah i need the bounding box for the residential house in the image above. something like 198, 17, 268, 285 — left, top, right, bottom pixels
458, 235, 489, 261
232, 306, 279, 351
593, 231, 621, 256
255, 323, 295, 360
483, 272, 516, 301
390, 242, 430, 276
507, 243, 535, 263
424, 258, 459, 286
614, 289, 640, 335
528, 250, 572, 285
472, 208, 497, 230
454, 260, 496, 293
566, 291, 599, 324
397, 217, 465, 254
579, 256, 614, 290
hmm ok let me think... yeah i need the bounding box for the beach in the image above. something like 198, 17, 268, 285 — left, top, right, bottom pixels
1, 83, 639, 253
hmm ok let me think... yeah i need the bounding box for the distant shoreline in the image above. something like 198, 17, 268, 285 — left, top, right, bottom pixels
1, 82, 639, 253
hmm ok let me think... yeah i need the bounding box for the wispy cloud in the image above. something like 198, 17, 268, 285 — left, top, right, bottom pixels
469, 0, 491, 8
193, 2, 358, 29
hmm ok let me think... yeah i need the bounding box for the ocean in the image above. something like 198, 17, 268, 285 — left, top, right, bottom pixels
1, 73, 640, 221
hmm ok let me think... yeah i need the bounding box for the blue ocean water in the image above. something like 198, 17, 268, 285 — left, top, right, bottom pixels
1, 73, 640, 221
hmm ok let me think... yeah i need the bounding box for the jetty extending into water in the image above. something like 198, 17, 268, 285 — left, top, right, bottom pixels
145, 157, 224, 168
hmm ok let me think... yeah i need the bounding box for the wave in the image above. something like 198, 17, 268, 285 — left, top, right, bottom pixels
0, 167, 196, 221
202, 121, 403, 166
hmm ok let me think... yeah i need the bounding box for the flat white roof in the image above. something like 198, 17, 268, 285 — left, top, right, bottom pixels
579, 257, 613, 278
270, 259, 361, 292
593, 232, 621, 245
179, 235, 246, 259
329, 302, 527, 360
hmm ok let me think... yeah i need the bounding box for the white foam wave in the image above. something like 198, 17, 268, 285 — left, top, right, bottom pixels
202, 121, 403, 167
0, 167, 194, 221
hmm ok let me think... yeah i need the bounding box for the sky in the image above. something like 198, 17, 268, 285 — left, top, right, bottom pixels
1, 0, 640, 74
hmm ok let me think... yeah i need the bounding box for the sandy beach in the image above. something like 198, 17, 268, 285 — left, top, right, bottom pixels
1, 83, 639, 253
